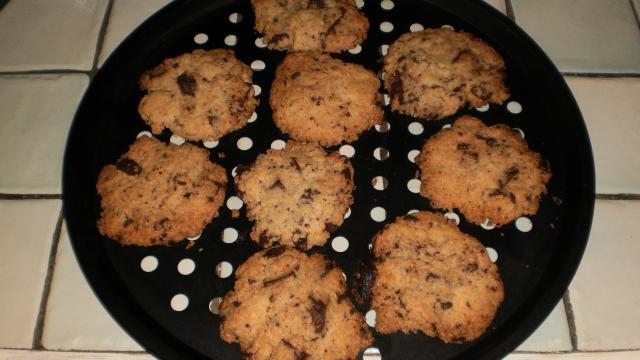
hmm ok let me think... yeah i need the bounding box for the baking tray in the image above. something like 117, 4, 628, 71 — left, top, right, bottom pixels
62, 0, 595, 359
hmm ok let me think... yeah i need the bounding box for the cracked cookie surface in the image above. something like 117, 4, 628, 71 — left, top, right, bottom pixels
270, 52, 383, 146
96, 136, 227, 246
252, 0, 368, 52
370, 211, 504, 343
220, 246, 373, 360
235, 141, 354, 250
384, 28, 509, 120
138, 49, 257, 142
416, 116, 551, 226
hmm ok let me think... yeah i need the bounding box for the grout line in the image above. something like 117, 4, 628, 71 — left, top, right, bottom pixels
0, 69, 90, 76
0, 194, 62, 200
630, 0, 640, 32
562, 291, 579, 351
562, 72, 640, 78
596, 194, 640, 200
89, 0, 115, 79
505, 0, 516, 21
31, 209, 64, 349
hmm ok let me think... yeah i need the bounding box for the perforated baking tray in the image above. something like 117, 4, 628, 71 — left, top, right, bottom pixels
62, 0, 595, 359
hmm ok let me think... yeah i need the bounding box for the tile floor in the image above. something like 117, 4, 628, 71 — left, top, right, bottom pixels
0, 0, 639, 359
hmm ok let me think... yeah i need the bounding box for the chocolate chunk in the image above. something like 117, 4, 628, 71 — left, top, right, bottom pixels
177, 72, 197, 96
389, 72, 405, 104
341, 166, 351, 180
282, 340, 309, 360
505, 165, 519, 181
308, 297, 327, 334
307, 0, 325, 9
324, 222, 339, 233
300, 188, 320, 203
509, 192, 516, 203
405, 214, 419, 222
116, 158, 142, 176
264, 245, 286, 258
426, 272, 441, 281
475, 133, 497, 146
268, 33, 289, 45
263, 271, 296, 287
440, 301, 453, 310
269, 179, 286, 190
294, 237, 308, 249
291, 71, 301, 80
259, 230, 270, 247
457, 143, 469, 150
471, 85, 492, 100
123, 218, 133, 227
233, 301, 242, 307
290, 157, 302, 172
465, 263, 478, 272
207, 115, 217, 126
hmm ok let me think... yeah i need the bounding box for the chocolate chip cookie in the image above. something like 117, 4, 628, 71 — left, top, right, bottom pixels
252, 0, 369, 52
96, 136, 227, 246
370, 211, 504, 343
384, 28, 510, 120
416, 116, 551, 226
235, 141, 354, 250
220, 246, 373, 360
138, 49, 258, 142
270, 52, 383, 146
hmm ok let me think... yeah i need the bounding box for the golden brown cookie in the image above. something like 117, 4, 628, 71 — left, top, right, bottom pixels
251, 0, 368, 52
96, 136, 227, 246
384, 28, 510, 120
138, 49, 258, 142
270, 52, 383, 146
235, 141, 354, 250
370, 211, 504, 343
416, 116, 551, 226
220, 246, 373, 360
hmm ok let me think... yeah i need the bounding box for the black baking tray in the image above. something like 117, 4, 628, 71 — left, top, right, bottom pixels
62, 0, 595, 359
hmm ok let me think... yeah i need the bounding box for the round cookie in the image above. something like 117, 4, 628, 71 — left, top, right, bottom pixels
384, 28, 510, 120
138, 49, 258, 142
370, 211, 504, 343
415, 115, 551, 226
235, 141, 354, 250
270, 52, 383, 146
251, 0, 368, 52
220, 246, 373, 360
96, 136, 227, 246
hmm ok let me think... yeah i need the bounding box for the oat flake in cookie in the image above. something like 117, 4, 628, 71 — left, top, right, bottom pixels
270, 52, 383, 146
235, 141, 354, 250
96, 136, 227, 246
384, 28, 510, 120
252, 0, 368, 52
416, 116, 551, 226
220, 246, 373, 360
370, 211, 504, 343
138, 49, 258, 142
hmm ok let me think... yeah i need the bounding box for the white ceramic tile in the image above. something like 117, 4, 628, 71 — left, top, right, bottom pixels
42, 224, 143, 351
483, 0, 506, 14
0, 200, 61, 348
507, 351, 640, 360
0, 0, 109, 71
569, 200, 640, 350
0, 349, 152, 360
565, 77, 640, 194
98, 0, 172, 66
517, 301, 572, 352
0, 74, 89, 194
511, 0, 640, 73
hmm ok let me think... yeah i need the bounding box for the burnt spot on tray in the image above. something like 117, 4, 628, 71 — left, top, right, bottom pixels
116, 158, 142, 176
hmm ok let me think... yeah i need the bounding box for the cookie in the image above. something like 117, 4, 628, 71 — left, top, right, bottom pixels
138, 49, 258, 142
415, 116, 551, 226
96, 136, 227, 246
235, 141, 354, 250
270, 52, 383, 146
252, 0, 368, 52
384, 28, 510, 120
220, 246, 373, 360
370, 211, 504, 343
